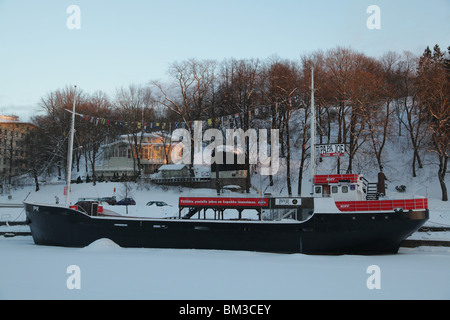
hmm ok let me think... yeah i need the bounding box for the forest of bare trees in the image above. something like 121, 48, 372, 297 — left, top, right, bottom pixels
14, 45, 449, 200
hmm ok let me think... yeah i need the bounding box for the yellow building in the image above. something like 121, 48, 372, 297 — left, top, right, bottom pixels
95, 133, 175, 178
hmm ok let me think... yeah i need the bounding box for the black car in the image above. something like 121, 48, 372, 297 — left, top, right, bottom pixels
146, 201, 170, 207
100, 197, 117, 205
116, 198, 136, 206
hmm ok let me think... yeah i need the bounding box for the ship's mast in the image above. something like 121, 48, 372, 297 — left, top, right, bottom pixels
66, 85, 77, 205
310, 67, 316, 196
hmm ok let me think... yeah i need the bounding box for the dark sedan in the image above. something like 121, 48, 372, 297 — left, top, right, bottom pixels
116, 198, 136, 206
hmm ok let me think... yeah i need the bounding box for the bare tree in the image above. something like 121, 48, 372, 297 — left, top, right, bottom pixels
39, 86, 84, 180
295, 55, 328, 195
151, 58, 217, 170
394, 52, 428, 177
263, 58, 300, 195
417, 45, 449, 201
217, 58, 261, 192
23, 117, 48, 191
325, 47, 359, 173
366, 52, 398, 172
77, 91, 116, 185
115, 85, 155, 178
325, 48, 388, 174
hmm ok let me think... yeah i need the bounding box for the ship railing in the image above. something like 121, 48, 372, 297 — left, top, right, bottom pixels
151, 177, 211, 183
335, 198, 428, 212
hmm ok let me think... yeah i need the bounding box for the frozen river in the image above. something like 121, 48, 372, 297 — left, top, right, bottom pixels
1, 236, 449, 300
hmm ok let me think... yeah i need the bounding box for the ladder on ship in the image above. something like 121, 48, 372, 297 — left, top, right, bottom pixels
362, 177, 379, 201
182, 208, 199, 219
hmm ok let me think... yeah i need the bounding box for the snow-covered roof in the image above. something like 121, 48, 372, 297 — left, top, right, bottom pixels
0, 115, 33, 126
0, 115, 19, 122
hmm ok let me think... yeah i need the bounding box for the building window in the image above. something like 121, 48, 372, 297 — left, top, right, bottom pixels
118, 145, 127, 158
103, 148, 110, 160
152, 146, 162, 159
139, 146, 150, 160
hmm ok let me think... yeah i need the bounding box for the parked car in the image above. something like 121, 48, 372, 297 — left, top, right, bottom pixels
100, 197, 116, 205
116, 198, 136, 206
146, 201, 170, 207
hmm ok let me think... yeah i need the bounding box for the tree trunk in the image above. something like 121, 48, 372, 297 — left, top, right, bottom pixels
269, 105, 276, 187
34, 173, 40, 192
438, 155, 448, 201
286, 114, 292, 196
90, 148, 97, 186
245, 113, 251, 194
297, 141, 307, 196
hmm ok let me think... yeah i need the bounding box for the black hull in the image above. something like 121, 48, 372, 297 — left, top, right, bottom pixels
24, 202, 428, 255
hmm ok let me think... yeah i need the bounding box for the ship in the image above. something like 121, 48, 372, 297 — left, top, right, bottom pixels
24, 172, 428, 254
24, 72, 429, 255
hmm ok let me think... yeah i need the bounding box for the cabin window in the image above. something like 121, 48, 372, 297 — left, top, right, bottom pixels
342, 186, 349, 193
315, 186, 322, 194
332, 186, 338, 193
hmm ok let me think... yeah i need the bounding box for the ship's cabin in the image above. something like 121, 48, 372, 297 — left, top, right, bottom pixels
313, 174, 380, 201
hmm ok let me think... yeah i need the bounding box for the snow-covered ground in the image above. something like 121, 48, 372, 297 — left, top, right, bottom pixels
0, 178, 449, 300
0, 236, 449, 300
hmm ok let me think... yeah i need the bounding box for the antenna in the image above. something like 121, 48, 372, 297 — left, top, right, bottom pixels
66, 85, 77, 205
310, 67, 316, 196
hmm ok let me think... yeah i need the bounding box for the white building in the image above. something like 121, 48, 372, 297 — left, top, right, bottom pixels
95, 133, 175, 179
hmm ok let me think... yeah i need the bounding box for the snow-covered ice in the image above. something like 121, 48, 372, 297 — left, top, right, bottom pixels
0, 235, 449, 300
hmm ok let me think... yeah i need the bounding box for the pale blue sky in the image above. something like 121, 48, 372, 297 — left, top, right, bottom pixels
0, 0, 449, 120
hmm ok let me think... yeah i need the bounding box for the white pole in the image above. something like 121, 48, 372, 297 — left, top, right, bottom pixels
310, 67, 316, 196
66, 85, 77, 205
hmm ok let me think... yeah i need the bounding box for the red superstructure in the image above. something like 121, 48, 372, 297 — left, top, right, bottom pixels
335, 198, 428, 212
313, 173, 428, 212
